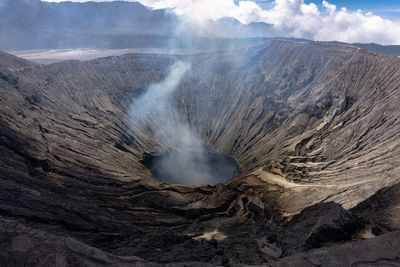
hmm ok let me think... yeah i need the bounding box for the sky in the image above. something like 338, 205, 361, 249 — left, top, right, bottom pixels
42, 0, 400, 21
42, 0, 400, 44
304, 0, 400, 20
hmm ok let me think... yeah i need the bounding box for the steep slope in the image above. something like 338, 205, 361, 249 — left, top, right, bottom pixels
0, 40, 399, 265
0, 50, 36, 69
171, 40, 400, 211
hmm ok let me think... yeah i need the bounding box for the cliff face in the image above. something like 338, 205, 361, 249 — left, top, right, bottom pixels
0, 40, 400, 265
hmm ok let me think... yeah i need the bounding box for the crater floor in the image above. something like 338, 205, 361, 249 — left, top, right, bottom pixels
142, 149, 241, 185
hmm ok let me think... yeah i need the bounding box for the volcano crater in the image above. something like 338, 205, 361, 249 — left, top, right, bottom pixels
142, 149, 241, 185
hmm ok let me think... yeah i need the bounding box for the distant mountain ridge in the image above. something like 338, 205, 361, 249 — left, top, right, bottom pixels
280, 37, 400, 57
1, 0, 400, 57
0, 0, 176, 50
0, 0, 274, 50
321, 40, 400, 56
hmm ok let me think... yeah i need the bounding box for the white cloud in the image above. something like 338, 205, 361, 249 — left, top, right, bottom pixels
42, 0, 400, 44
43, 0, 112, 1
136, 0, 400, 44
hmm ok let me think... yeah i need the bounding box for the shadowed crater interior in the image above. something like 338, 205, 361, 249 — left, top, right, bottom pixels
142, 149, 241, 185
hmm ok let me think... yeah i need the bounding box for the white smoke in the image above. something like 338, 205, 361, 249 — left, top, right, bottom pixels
129, 61, 225, 185
151, 149, 218, 185
129, 61, 197, 148
137, 0, 400, 45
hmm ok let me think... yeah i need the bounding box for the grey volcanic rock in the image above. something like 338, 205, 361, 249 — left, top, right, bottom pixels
273, 230, 400, 267
0, 217, 214, 267
352, 182, 400, 235
0, 216, 148, 266
0, 40, 400, 265
281, 202, 364, 254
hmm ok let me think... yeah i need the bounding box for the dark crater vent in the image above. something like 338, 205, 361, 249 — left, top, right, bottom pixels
142, 149, 241, 185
